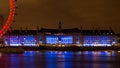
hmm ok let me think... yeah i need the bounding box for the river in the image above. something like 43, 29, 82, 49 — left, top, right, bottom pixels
0, 51, 120, 68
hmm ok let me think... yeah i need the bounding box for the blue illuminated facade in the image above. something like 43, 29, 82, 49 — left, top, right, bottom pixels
5, 35, 36, 46
83, 36, 116, 46
60, 36, 73, 44
4, 27, 116, 46
46, 36, 58, 44
46, 35, 73, 44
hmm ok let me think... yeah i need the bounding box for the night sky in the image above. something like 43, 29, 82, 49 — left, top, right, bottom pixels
0, 0, 120, 33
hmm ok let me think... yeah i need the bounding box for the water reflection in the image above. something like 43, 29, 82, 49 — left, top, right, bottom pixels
0, 51, 119, 68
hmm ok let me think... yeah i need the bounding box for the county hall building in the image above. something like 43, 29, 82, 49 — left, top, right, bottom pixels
4, 22, 116, 46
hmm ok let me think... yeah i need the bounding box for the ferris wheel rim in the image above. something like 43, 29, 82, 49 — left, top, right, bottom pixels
0, 0, 16, 37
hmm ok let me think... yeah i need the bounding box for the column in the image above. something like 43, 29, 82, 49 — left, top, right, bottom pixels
35, 33, 39, 46
42, 33, 46, 44
80, 33, 83, 46
73, 34, 76, 44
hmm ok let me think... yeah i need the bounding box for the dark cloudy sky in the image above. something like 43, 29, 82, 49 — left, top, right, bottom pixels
0, 0, 120, 33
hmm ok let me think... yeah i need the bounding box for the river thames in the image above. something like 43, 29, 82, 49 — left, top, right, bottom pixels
0, 51, 120, 68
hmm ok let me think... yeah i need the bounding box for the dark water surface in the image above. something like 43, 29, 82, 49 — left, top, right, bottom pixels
0, 51, 120, 68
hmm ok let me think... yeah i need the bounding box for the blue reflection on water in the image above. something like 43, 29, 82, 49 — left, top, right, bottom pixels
0, 51, 118, 68
46, 51, 58, 68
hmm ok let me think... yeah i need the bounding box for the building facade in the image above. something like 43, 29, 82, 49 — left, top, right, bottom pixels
4, 28, 116, 46
3, 22, 116, 46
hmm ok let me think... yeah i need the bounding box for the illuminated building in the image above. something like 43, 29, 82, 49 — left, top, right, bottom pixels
4, 22, 116, 46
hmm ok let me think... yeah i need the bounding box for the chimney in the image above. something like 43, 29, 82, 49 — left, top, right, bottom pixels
58, 21, 62, 30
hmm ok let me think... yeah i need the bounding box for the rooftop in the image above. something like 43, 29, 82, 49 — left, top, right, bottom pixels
5, 28, 115, 36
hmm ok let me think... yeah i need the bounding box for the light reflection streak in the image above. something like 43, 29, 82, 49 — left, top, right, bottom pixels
0, 53, 2, 58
